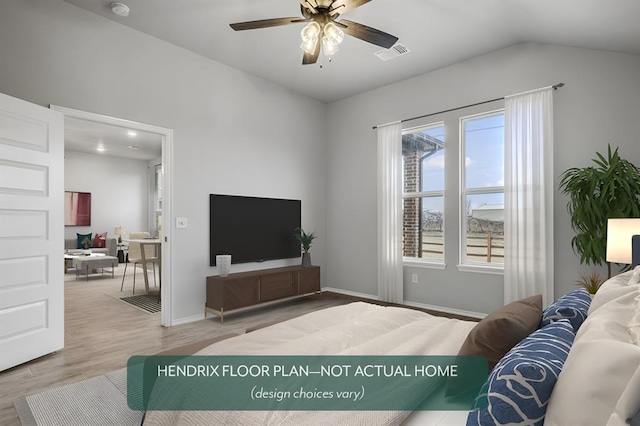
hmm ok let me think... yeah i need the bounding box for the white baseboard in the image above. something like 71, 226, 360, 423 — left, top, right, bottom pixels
402, 300, 486, 319
322, 287, 379, 301
172, 288, 486, 326
324, 287, 486, 319
170, 313, 205, 326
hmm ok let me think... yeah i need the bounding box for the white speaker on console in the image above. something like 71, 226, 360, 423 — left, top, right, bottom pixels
216, 254, 232, 277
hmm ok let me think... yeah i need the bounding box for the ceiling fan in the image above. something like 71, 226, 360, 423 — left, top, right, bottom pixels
230, 0, 398, 65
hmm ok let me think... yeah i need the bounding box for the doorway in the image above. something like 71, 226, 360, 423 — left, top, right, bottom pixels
51, 105, 173, 326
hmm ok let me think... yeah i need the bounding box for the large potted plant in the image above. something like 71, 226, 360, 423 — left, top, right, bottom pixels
295, 228, 316, 267
559, 145, 640, 279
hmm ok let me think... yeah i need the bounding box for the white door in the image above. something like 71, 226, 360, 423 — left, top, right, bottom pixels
0, 93, 64, 371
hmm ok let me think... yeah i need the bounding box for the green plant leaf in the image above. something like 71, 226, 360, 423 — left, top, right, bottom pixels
576, 270, 604, 294
294, 228, 316, 253
560, 145, 640, 267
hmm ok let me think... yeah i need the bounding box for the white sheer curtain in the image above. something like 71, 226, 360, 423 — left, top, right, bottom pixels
377, 121, 403, 303
504, 87, 554, 306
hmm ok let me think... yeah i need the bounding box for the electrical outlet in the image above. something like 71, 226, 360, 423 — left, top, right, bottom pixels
411, 273, 418, 284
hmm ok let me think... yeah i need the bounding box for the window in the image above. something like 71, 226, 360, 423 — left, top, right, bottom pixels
402, 123, 445, 264
460, 111, 505, 267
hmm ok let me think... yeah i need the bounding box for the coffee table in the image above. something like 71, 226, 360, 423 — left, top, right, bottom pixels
64, 251, 99, 273
65, 253, 118, 281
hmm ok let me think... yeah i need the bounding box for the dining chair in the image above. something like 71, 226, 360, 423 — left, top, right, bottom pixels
120, 231, 158, 294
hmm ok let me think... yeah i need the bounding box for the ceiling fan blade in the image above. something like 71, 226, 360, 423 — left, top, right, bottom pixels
299, 0, 318, 14
302, 39, 321, 65
329, 0, 372, 16
230, 17, 308, 31
337, 19, 398, 48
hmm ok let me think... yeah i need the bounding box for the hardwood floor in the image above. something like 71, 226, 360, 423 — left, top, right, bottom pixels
0, 264, 476, 425
0, 265, 345, 424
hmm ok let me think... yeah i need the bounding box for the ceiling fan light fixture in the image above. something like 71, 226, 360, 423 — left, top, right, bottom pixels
322, 36, 340, 56
300, 37, 319, 54
323, 22, 344, 45
300, 22, 321, 54
229, 0, 398, 65
300, 22, 321, 42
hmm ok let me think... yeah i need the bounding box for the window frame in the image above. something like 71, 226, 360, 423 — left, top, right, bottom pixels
458, 109, 505, 274
401, 121, 446, 268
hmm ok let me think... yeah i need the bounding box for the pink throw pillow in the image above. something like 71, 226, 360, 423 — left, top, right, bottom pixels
93, 232, 107, 248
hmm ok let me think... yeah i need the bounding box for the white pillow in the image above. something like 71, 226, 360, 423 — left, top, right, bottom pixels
578, 290, 638, 343
589, 284, 640, 315
545, 287, 640, 426
602, 270, 635, 288
545, 340, 640, 426
589, 270, 636, 315
631, 290, 640, 345
630, 265, 640, 285
607, 365, 640, 425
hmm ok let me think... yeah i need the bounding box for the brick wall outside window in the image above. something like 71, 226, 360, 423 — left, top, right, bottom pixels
403, 152, 421, 257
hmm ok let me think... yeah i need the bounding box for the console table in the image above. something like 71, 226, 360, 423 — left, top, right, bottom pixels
205, 265, 320, 322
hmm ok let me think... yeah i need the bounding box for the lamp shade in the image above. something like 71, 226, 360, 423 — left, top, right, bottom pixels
606, 218, 640, 264
323, 22, 344, 45
114, 226, 127, 237
321, 36, 340, 56
300, 22, 321, 54
300, 22, 320, 41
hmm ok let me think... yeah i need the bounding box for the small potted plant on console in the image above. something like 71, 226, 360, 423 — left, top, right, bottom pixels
295, 228, 316, 267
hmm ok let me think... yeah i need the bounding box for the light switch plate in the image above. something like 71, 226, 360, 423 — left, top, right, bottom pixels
176, 217, 187, 229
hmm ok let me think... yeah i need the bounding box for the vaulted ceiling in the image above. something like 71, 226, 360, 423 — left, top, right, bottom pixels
62, 0, 640, 103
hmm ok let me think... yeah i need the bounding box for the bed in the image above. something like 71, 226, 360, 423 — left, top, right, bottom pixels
140, 268, 640, 425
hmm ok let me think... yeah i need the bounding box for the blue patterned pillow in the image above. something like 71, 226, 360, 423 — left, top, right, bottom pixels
76, 232, 92, 249
466, 320, 575, 426
540, 288, 591, 332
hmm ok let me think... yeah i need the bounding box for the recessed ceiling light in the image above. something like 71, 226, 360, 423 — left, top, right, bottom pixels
127, 130, 137, 137
128, 145, 140, 150
97, 146, 105, 152
111, 2, 130, 17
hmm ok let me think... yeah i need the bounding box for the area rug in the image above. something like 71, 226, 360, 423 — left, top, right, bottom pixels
106, 291, 161, 314
13, 369, 143, 426
120, 295, 161, 314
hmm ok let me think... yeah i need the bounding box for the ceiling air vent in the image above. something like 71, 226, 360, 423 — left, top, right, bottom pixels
375, 43, 410, 61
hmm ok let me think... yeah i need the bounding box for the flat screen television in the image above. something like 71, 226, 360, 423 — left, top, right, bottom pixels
209, 194, 301, 266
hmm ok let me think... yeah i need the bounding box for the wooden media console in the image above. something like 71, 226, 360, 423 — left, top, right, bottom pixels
205, 265, 320, 322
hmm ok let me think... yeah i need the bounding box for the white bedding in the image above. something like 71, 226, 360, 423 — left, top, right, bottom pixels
142, 302, 477, 426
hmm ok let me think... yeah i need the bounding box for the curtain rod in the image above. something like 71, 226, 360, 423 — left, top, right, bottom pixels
372, 83, 565, 130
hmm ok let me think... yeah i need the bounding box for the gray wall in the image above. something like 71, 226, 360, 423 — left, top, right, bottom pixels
0, 0, 327, 323
64, 151, 149, 240
2, 0, 639, 321
326, 43, 640, 315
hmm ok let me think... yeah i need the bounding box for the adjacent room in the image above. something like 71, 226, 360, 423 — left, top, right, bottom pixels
0, 0, 639, 424
62, 114, 165, 311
